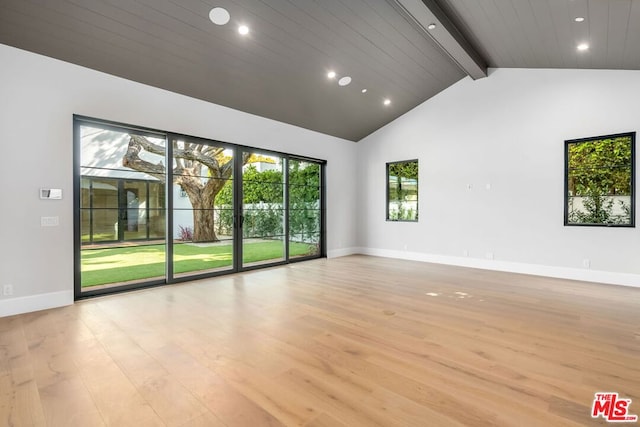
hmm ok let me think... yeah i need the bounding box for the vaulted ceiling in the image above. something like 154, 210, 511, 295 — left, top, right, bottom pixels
1, 0, 639, 141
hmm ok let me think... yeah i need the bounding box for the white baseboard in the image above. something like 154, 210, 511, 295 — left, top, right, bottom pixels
327, 247, 360, 258
356, 247, 640, 288
0, 290, 74, 318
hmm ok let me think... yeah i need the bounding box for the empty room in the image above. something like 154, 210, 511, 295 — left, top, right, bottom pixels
1, 0, 639, 426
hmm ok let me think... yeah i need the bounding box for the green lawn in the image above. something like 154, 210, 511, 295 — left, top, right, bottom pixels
81, 241, 316, 287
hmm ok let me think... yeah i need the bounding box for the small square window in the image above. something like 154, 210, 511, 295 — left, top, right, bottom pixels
387, 160, 418, 221
565, 132, 635, 227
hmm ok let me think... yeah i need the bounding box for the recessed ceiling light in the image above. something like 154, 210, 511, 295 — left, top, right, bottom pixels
383, 98, 391, 106
427, 23, 437, 30
209, 7, 230, 25
338, 76, 352, 86
238, 25, 249, 35
577, 43, 589, 51
361, 89, 367, 93
327, 71, 336, 79
574, 17, 585, 22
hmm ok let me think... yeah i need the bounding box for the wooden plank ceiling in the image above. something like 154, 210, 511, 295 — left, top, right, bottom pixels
0, 0, 638, 141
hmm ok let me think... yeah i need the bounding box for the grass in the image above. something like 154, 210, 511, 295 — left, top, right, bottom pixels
81, 240, 316, 287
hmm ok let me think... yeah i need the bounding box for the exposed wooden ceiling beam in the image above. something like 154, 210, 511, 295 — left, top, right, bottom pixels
393, 0, 488, 80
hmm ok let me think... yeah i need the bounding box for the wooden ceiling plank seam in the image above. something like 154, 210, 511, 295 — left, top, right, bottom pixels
58, 0, 275, 81
157, 0, 350, 89
276, 0, 418, 88
526, 0, 563, 67
134, 0, 318, 82
0, 0, 458, 130
568, 0, 590, 69
435, 0, 495, 67
392, 0, 487, 79
606, 0, 632, 69
622, 0, 640, 68
248, 0, 417, 98
101, 0, 257, 65
291, 0, 438, 97
271, 0, 436, 99
587, 0, 609, 69
480, 0, 522, 69
467, 0, 514, 67
218, 0, 416, 99
61, 0, 230, 69
356, 2, 461, 85
445, 0, 506, 68
545, 0, 575, 69
418, 0, 487, 79
0, 13, 197, 93
331, 0, 458, 85
119, 2, 420, 140
365, 0, 466, 82
0, 3, 336, 126
31, 0, 275, 91
318, 0, 446, 88
132, 0, 362, 100
0, 1, 182, 73
499, 0, 541, 69
512, 0, 550, 68
482, 0, 518, 68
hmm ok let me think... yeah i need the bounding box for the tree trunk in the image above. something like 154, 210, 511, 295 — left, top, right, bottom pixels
191, 198, 218, 242
182, 178, 227, 243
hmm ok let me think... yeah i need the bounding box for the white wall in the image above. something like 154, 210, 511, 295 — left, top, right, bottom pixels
0, 44, 358, 316
357, 68, 640, 287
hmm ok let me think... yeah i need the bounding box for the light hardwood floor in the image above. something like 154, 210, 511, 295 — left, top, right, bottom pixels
1, 255, 639, 426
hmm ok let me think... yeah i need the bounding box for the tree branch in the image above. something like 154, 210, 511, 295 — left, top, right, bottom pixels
123, 136, 166, 182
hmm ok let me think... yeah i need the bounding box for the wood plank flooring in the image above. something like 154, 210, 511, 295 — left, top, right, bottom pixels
1, 255, 639, 426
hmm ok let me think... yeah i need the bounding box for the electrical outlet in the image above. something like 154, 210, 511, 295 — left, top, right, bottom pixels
3, 284, 13, 296
485, 252, 494, 260
583, 259, 591, 268
463, 249, 469, 257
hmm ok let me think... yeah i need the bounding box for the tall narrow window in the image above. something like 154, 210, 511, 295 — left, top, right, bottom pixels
565, 132, 635, 226
387, 160, 419, 221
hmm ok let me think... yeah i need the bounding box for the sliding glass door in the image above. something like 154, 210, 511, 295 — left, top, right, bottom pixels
75, 117, 325, 298
171, 136, 235, 278
288, 159, 322, 259
77, 123, 167, 292
241, 152, 286, 268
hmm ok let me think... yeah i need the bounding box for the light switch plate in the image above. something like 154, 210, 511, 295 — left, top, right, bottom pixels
40, 188, 62, 199
41, 216, 59, 227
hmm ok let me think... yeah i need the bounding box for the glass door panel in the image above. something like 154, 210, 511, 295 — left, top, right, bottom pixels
242, 153, 285, 267
171, 137, 234, 278
288, 159, 322, 258
78, 124, 166, 292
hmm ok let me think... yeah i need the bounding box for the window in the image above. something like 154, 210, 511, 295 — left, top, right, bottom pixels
387, 160, 418, 221
74, 116, 326, 298
565, 132, 635, 226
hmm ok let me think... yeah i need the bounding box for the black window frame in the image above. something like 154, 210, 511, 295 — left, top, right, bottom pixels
564, 131, 635, 227
74, 115, 326, 300
386, 159, 419, 222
